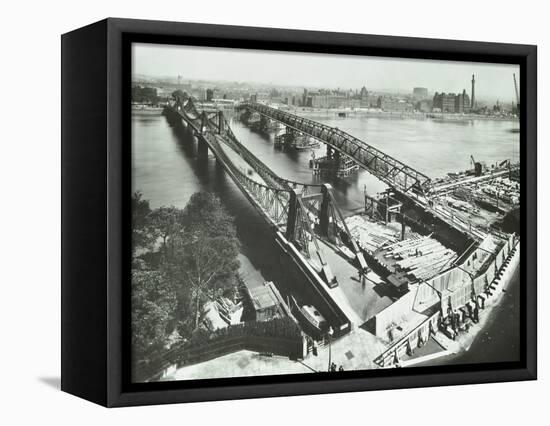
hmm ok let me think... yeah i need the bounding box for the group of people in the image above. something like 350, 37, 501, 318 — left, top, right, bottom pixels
329, 362, 345, 372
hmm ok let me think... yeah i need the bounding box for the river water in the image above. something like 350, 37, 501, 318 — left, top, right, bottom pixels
132, 109, 520, 364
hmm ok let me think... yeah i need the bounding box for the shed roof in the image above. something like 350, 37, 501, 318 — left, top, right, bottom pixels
248, 282, 280, 311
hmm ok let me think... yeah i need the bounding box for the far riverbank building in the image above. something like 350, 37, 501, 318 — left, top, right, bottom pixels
433, 90, 471, 113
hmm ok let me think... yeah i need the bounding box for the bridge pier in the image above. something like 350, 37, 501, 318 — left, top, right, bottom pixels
333, 150, 341, 172
197, 111, 210, 159
320, 184, 331, 239
197, 137, 209, 159
259, 115, 268, 131
200, 111, 209, 134
218, 111, 224, 134
285, 190, 299, 242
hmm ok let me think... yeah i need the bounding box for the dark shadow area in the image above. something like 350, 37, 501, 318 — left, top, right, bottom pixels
497, 207, 520, 235
361, 317, 376, 335
372, 282, 398, 300
38, 376, 61, 389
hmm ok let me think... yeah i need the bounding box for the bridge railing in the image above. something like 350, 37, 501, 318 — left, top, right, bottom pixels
203, 131, 292, 227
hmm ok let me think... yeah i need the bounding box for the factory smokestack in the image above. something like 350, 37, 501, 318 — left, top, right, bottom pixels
471, 74, 475, 109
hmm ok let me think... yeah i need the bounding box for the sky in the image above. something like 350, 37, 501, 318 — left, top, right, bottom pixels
132, 43, 519, 102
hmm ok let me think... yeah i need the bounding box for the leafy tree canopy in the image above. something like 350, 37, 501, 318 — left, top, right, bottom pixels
149, 206, 186, 249
182, 191, 239, 240
132, 191, 155, 254
172, 192, 241, 331
131, 268, 177, 366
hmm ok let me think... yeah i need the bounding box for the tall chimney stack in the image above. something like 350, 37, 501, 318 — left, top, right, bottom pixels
471, 74, 476, 109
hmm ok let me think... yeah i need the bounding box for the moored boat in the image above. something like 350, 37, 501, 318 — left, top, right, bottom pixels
291, 136, 320, 150
290, 296, 327, 333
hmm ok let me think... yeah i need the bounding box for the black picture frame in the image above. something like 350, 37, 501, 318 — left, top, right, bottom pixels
61, 17, 537, 407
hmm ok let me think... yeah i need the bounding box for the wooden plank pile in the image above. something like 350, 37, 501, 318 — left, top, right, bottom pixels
345, 215, 400, 253
382, 236, 457, 281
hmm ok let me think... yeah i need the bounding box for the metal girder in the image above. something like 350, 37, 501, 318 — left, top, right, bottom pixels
291, 197, 337, 287
244, 102, 432, 193
299, 184, 368, 271
203, 131, 291, 227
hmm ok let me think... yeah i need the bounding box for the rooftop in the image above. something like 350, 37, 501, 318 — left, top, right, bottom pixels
248, 282, 281, 311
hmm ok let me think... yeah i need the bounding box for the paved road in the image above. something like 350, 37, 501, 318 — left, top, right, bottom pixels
167, 327, 388, 381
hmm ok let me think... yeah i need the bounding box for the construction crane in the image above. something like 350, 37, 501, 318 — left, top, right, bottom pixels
499, 159, 510, 168
470, 155, 483, 177
513, 73, 520, 115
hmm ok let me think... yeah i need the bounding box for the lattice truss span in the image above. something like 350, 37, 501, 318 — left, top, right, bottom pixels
242, 102, 432, 194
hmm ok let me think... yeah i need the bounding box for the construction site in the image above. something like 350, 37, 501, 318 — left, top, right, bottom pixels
337, 156, 520, 367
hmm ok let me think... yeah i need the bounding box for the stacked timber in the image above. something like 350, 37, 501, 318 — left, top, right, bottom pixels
382, 236, 457, 281
345, 215, 400, 253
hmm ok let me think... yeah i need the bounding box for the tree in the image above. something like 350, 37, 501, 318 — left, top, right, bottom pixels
132, 191, 155, 254
182, 191, 239, 239
170, 192, 241, 332
148, 206, 186, 310
148, 206, 186, 254
178, 232, 240, 329
131, 266, 177, 370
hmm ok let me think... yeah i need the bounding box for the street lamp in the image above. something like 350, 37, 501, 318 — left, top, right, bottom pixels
327, 326, 334, 372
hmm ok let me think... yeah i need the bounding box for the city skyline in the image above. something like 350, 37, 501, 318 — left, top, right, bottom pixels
133, 43, 519, 102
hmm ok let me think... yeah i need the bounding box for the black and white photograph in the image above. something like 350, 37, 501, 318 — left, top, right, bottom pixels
130, 43, 522, 383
